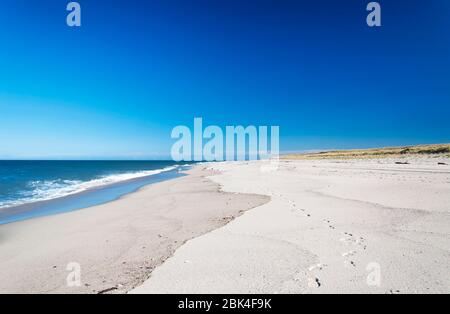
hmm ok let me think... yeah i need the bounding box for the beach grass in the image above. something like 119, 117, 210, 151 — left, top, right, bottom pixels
282, 143, 450, 160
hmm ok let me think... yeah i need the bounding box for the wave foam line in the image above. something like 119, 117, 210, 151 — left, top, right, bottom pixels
0, 166, 178, 209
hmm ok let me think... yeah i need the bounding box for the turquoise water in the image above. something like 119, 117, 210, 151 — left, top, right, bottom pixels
0, 161, 189, 225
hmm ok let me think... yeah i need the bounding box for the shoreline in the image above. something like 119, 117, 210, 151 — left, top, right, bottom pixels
0, 165, 188, 225
1, 156, 449, 294
0, 165, 270, 294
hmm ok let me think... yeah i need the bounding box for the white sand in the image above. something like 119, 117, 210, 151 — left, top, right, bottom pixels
132, 157, 450, 294
0, 167, 269, 294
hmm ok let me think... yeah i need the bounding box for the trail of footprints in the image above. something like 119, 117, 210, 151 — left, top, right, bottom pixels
272, 192, 369, 289
328, 224, 367, 270
286, 197, 313, 218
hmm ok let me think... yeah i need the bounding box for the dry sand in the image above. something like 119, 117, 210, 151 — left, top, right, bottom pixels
132, 156, 450, 294
0, 167, 269, 294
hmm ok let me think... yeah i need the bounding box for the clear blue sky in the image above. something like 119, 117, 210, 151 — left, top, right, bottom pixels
0, 0, 449, 159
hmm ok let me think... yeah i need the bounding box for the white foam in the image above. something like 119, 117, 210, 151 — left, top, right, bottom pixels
0, 166, 178, 209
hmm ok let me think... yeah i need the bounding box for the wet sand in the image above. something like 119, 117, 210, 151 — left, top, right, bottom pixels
0, 166, 269, 294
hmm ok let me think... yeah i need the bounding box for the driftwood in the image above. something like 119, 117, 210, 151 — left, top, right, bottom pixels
97, 287, 118, 294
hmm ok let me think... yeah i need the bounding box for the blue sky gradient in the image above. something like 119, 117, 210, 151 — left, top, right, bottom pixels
0, 0, 449, 159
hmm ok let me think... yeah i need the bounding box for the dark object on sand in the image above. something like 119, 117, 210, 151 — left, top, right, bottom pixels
97, 286, 118, 294
395, 161, 410, 165
438, 162, 447, 166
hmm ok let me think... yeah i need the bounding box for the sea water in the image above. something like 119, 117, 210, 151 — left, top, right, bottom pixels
0, 160, 189, 225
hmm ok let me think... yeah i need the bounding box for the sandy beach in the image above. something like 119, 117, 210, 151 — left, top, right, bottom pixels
132, 156, 450, 294
1, 156, 449, 294
0, 167, 269, 294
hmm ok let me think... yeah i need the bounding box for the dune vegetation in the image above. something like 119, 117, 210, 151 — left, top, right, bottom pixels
283, 144, 450, 160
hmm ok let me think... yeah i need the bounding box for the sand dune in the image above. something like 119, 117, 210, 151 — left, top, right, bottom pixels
283, 143, 450, 160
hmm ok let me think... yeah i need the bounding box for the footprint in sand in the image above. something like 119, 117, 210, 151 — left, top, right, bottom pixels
322, 219, 335, 229
344, 260, 357, 268
288, 200, 312, 218
355, 237, 367, 250
297, 209, 311, 218
307, 277, 322, 288
340, 236, 357, 245
308, 263, 327, 272
340, 233, 369, 268
342, 251, 357, 257
341, 233, 367, 250
342, 249, 358, 268
339, 237, 352, 245
307, 263, 328, 288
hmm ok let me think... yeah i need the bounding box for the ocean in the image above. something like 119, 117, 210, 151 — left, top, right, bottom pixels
0, 160, 189, 225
